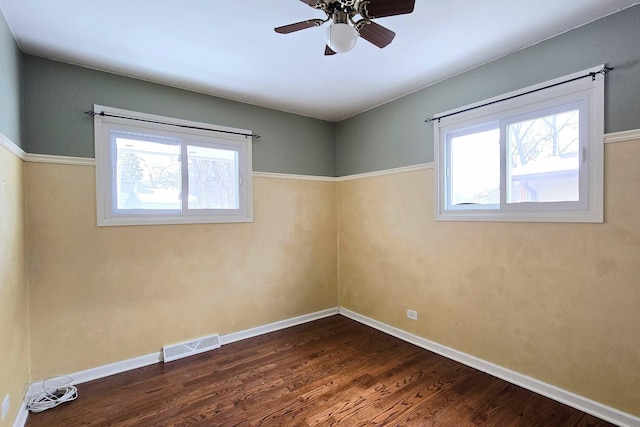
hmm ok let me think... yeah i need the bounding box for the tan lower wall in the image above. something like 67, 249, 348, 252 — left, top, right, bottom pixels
20, 139, 640, 416
26, 163, 338, 379
338, 140, 640, 416
0, 145, 29, 427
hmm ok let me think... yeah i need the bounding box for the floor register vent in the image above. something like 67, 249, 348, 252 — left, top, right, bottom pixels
162, 334, 221, 363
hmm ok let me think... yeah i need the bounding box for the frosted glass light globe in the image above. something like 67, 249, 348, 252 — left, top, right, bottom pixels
325, 23, 358, 53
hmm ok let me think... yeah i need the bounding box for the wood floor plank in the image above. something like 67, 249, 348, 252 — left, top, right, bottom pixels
384, 369, 502, 426
335, 360, 471, 425
500, 394, 558, 427
25, 315, 618, 427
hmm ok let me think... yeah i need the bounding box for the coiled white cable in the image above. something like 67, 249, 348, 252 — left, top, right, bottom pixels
26, 376, 78, 413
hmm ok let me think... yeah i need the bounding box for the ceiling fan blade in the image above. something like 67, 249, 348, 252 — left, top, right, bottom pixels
274, 19, 324, 34
300, 0, 322, 6
358, 22, 396, 48
363, 0, 415, 18
325, 45, 336, 56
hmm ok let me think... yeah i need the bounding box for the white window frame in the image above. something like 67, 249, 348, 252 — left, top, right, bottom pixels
434, 65, 604, 223
94, 105, 253, 226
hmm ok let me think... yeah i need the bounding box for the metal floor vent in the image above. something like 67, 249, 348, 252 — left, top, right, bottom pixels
162, 334, 220, 363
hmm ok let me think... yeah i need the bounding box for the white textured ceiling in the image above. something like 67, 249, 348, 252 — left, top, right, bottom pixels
1, 0, 638, 121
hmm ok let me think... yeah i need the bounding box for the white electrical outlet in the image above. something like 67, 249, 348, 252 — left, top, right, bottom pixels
406, 309, 418, 320
2, 394, 9, 420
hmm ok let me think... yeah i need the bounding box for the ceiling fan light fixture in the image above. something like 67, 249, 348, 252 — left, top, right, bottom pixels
325, 22, 358, 53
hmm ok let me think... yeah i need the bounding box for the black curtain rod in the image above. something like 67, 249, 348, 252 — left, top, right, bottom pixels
424, 66, 613, 124
84, 110, 261, 139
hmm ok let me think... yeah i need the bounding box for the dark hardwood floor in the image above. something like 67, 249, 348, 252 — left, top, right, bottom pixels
26, 315, 616, 426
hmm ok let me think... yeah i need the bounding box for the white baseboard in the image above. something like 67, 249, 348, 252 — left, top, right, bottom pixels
61, 353, 163, 388
339, 307, 639, 427
20, 307, 339, 424
12, 399, 28, 427
220, 307, 339, 345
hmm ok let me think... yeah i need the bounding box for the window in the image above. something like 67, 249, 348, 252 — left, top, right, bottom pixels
94, 105, 253, 226
434, 66, 604, 223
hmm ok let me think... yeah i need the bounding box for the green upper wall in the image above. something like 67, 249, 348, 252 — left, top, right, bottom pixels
336, 4, 640, 176
22, 56, 337, 176
0, 9, 21, 147
9, 5, 640, 176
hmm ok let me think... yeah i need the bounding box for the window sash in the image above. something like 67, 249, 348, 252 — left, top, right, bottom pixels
499, 99, 589, 213
183, 140, 245, 215
445, 121, 500, 211
110, 129, 182, 215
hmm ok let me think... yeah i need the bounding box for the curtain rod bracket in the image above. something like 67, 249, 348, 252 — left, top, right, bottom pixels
591, 65, 613, 81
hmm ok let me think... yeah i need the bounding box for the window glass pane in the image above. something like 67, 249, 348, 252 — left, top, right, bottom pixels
506, 109, 579, 203
187, 145, 239, 210
114, 132, 181, 210
449, 128, 500, 206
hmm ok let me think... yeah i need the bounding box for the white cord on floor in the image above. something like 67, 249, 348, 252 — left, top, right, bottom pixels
26, 376, 78, 413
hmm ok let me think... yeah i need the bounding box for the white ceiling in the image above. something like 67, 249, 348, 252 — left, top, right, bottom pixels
1, 0, 638, 122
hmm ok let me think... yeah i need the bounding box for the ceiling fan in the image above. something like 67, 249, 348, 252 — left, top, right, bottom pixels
274, 0, 416, 55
